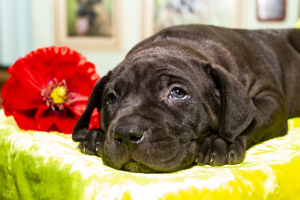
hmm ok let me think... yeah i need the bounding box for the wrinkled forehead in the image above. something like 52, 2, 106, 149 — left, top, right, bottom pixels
107, 39, 216, 92
109, 57, 188, 89
106, 51, 209, 95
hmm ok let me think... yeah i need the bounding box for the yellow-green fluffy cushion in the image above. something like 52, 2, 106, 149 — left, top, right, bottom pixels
297, 18, 300, 28
1, 110, 300, 199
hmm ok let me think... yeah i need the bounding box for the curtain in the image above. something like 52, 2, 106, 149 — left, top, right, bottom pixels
0, 0, 32, 67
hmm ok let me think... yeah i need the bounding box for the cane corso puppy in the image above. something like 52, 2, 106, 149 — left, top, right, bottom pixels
72, 25, 300, 173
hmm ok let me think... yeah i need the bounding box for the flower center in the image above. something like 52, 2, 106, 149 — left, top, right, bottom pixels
41, 79, 75, 111
50, 86, 67, 104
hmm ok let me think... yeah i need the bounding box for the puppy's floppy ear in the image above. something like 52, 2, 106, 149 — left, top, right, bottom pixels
207, 64, 256, 142
72, 71, 111, 142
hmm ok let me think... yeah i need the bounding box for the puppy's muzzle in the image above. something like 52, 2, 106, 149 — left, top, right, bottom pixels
114, 124, 144, 150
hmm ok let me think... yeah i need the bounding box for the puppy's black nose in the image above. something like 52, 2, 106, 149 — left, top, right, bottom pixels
114, 124, 144, 150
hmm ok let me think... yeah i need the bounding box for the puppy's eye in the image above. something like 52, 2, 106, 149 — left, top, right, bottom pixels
106, 93, 117, 104
170, 88, 188, 100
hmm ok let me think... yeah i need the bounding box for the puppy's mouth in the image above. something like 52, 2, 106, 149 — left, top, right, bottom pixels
121, 160, 158, 173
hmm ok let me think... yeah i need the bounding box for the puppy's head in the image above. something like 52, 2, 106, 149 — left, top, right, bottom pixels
73, 41, 254, 173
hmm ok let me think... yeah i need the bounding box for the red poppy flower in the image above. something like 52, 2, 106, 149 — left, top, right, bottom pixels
1, 46, 101, 133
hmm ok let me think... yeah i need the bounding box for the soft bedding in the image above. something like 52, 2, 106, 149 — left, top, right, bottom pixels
1, 110, 300, 199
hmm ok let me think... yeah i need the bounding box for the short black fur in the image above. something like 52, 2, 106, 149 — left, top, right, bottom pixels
73, 25, 300, 173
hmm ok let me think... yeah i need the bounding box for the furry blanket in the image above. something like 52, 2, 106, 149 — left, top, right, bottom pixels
1, 110, 300, 199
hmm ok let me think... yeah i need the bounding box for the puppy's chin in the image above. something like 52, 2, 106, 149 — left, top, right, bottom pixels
122, 160, 158, 173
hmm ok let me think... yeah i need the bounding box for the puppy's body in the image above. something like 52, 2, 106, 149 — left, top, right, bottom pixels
73, 25, 300, 173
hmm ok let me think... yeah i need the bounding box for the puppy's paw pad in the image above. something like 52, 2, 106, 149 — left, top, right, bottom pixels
196, 135, 246, 166
227, 142, 245, 164
95, 141, 102, 156
78, 140, 97, 155
77, 129, 101, 155
78, 141, 88, 154
196, 135, 217, 165
207, 138, 228, 166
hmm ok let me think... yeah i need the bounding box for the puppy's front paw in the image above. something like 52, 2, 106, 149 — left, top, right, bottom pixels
196, 135, 245, 166
77, 129, 101, 155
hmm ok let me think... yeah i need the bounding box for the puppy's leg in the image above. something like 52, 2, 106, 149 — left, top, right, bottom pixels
77, 129, 104, 156
197, 88, 288, 166
227, 88, 288, 164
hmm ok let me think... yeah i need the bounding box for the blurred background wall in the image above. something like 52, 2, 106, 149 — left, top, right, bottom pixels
0, 0, 299, 77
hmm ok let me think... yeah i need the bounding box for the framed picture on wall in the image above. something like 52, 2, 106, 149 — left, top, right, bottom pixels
54, 0, 123, 50
141, 0, 244, 39
256, 0, 286, 21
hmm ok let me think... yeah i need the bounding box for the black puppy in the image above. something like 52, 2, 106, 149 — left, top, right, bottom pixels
72, 25, 300, 173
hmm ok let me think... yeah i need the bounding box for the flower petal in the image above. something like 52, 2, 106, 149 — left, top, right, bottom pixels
70, 62, 100, 96
7, 58, 47, 91
51, 57, 99, 97
35, 105, 78, 134
11, 109, 38, 130
89, 108, 101, 130
1, 76, 44, 110
64, 103, 87, 117
35, 106, 58, 131
1, 46, 101, 134
55, 114, 78, 134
